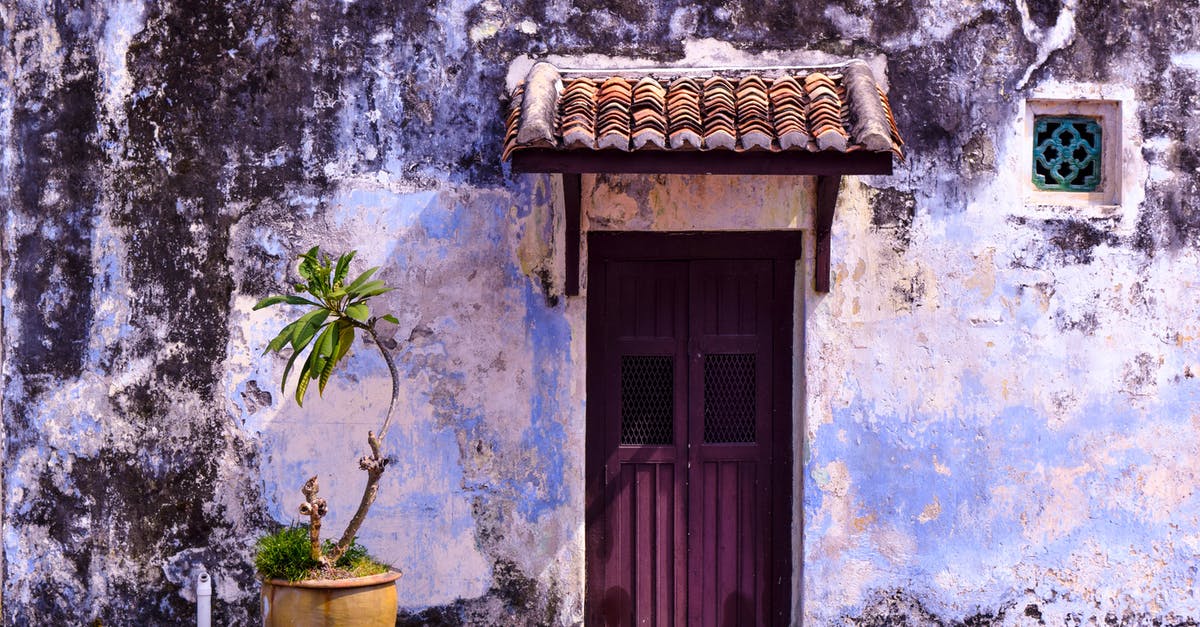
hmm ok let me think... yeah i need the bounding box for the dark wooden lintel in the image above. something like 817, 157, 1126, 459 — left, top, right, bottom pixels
562, 173, 582, 296
513, 149, 892, 176
814, 175, 842, 293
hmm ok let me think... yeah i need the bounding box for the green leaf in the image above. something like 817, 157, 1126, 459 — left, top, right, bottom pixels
254, 294, 321, 310
356, 285, 394, 298
297, 246, 320, 281
333, 251, 356, 287
254, 295, 288, 310
309, 319, 336, 383
345, 267, 380, 293
346, 279, 388, 298
280, 345, 304, 394
379, 314, 399, 324
345, 302, 369, 322
290, 309, 330, 351
291, 295, 323, 307
334, 320, 355, 363
316, 255, 333, 290
312, 321, 336, 389
306, 279, 325, 300
348, 281, 393, 297
310, 349, 327, 382
264, 319, 303, 354
295, 343, 321, 406
317, 325, 339, 395
295, 368, 312, 406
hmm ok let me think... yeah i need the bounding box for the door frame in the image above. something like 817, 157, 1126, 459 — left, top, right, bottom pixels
585, 230, 801, 625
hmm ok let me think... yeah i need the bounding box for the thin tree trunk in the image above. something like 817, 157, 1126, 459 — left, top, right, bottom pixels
324, 320, 398, 563
299, 476, 328, 565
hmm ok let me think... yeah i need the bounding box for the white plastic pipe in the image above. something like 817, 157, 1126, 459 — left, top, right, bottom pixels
196, 571, 212, 627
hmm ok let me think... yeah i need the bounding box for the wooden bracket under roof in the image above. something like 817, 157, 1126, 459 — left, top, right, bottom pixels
504, 61, 904, 295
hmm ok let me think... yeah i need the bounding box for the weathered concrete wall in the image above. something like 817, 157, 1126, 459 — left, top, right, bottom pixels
3, 0, 1200, 625
797, 1, 1200, 624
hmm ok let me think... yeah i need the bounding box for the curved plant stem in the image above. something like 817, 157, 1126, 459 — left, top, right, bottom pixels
364, 322, 400, 442
325, 319, 400, 563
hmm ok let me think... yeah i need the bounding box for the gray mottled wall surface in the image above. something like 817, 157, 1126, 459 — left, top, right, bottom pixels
2, 0, 1199, 625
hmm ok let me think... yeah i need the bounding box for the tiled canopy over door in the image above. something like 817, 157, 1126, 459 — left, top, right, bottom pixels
502, 61, 904, 161
501, 59, 905, 294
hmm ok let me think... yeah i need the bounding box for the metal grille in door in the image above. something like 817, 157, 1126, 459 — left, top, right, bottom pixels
620, 356, 674, 445
703, 353, 756, 443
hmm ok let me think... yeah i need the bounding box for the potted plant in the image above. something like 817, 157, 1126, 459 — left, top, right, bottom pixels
252, 246, 404, 626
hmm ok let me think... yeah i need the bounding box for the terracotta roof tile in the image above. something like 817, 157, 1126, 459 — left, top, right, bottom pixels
501, 84, 525, 162
560, 77, 598, 149
503, 60, 904, 160
667, 78, 703, 150
631, 77, 667, 149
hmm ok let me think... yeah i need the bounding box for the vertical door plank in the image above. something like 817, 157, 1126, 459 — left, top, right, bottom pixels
672, 447, 688, 625
739, 275, 758, 335
618, 280, 636, 337
701, 461, 719, 626
655, 464, 674, 627
608, 467, 631, 624
717, 272, 739, 335
740, 462, 759, 625
656, 277, 673, 337
716, 461, 739, 625
634, 464, 653, 623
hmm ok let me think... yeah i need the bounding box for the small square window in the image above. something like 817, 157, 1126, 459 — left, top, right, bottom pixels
1032, 116, 1102, 192
1023, 99, 1121, 208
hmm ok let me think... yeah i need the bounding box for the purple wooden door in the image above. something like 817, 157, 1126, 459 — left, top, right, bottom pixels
587, 232, 797, 627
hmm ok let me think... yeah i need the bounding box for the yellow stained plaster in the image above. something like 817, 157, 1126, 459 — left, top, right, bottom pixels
964, 247, 997, 299
852, 513, 876, 533
917, 496, 942, 523
592, 174, 813, 232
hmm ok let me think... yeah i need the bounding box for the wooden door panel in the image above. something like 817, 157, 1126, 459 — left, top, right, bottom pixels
693, 460, 763, 625
601, 462, 683, 626
587, 232, 797, 627
599, 261, 687, 627
617, 461, 679, 626
611, 263, 684, 340
688, 260, 773, 627
692, 261, 765, 337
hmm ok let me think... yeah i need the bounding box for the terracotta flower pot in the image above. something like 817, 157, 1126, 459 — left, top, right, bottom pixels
261, 571, 401, 626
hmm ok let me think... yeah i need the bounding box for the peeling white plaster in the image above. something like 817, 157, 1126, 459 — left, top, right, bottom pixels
86, 213, 134, 368
667, 6, 699, 41
98, 0, 147, 140
799, 88, 1200, 624
1015, 0, 1079, 89
1170, 51, 1200, 71
824, 5, 871, 41
508, 38, 889, 92
0, 16, 13, 208
436, 0, 482, 59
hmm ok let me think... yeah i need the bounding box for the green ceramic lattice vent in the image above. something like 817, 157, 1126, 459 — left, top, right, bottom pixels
1033, 116, 1102, 192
